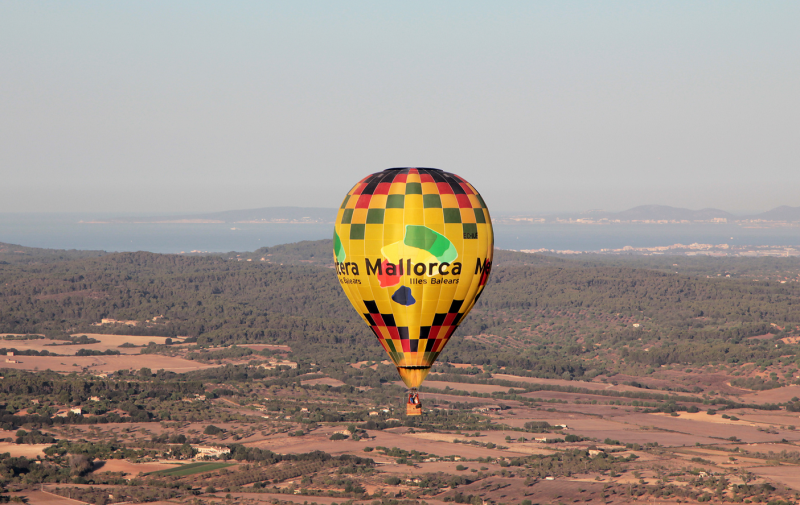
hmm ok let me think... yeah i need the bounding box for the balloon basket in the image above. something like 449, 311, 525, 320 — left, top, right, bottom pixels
406, 389, 422, 416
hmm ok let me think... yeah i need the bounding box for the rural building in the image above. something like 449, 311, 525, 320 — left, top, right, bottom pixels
257, 358, 298, 370
194, 446, 231, 458
54, 408, 82, 417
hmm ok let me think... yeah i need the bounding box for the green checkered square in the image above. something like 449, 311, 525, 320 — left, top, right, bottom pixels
341, 209, 354, 224
462, 223, 478, 238
386, 195, 405, 208
340, 195, 351, 209
350, 224, 365, 240
443, 208, 461, 223
423, 194, 442, 208
366, 209, 385, 224
405, 182, 422, 195
474, 208, 486, 223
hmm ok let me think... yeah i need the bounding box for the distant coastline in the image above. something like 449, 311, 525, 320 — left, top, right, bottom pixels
71, 204, 800, 227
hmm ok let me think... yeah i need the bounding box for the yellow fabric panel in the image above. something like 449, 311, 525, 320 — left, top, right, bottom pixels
369, 195, 388, 209
440, 194, 459, 208
421, 182, 438, 194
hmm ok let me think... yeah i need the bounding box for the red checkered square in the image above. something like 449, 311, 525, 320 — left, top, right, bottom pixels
355, 194, 372, 209
456, 194, 472, 208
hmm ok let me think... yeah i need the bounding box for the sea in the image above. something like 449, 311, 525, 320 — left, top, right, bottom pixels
0, 213, 799, 254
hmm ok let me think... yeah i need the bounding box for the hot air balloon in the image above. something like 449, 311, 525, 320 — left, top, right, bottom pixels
333, 167, 494, 415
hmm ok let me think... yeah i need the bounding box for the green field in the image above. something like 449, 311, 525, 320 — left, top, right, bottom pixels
148, 462, 234, 476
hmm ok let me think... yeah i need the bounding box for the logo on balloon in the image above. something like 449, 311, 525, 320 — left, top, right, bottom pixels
371, 225, 457, 305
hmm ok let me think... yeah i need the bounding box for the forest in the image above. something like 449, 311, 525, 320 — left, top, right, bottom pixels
1, 240, 800, 378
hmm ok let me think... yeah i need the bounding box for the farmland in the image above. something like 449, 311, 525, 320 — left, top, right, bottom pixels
3, 240, 800, 504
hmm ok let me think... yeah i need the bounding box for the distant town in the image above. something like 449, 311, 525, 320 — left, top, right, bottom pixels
78, 204, 800, 227
519, 243, 800, 258
495, 204, 800, 227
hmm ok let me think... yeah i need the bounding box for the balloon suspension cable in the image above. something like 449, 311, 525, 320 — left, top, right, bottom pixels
406, 387, 422, 416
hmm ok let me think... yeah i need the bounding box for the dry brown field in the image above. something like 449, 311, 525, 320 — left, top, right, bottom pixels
737, 384, 800, 403
300, 377, 346, 387
0, 442, 51, 457
616, 412, 800, 443
244, 427, 534, 460
92, 460, 181, 476
482, 404, 728, 446
736, 411, 800, 425
13, 490, 87, 505
0, 354, 217, 373
748, 465, 800, 491
459, 476, 607, 504
674, 447, 766, 466
419, 380, 512, 394
651, 370, 749, 395
224, 493, 441, 505
493, 373, 651, 394
2, 334, 178, 354
422, 392, 519, 405
741, 442, 800, 453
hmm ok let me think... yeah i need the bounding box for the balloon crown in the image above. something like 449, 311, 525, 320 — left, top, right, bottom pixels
385, 167, 442, 171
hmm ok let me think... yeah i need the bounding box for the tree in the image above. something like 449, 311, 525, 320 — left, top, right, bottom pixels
204, 425, 224, 435
69, 454, 92, 476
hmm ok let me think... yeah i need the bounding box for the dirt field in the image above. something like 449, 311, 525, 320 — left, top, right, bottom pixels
2, 334, 180, 355
749, 465, 800, 491
92, 460, 181, 476
420, 381, 512, 394
0, 354, 218, 373
300, 377, 346, 387
244, 426, 534, 460
224, 493, 415, 505
14, 491, 87, 505
741, 443, 800, 453
617, 412, 800, 444
493, 373, 652, 394
423, 392, 519, 405
737, 384, 800, 403
0, 442, 51, 457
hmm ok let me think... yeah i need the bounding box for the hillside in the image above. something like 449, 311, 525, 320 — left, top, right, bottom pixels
2, 242, 800, 377
749, 205, 800, 221
0, 241, 108, 264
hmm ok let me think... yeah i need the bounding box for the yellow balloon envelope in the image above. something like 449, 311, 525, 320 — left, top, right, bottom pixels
333, 168, 494, 395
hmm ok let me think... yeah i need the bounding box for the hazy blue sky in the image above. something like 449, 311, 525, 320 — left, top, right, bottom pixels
2, 2, 798, 214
